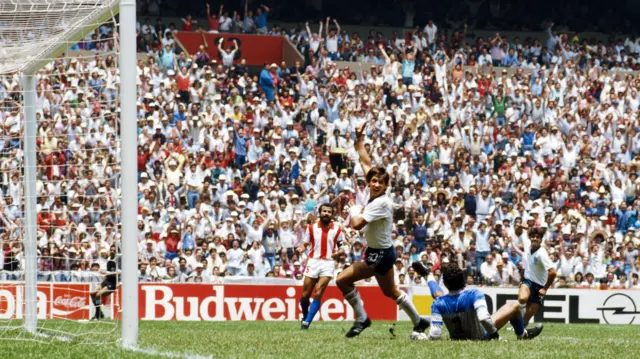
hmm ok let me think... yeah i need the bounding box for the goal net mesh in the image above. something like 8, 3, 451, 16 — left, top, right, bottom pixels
0, 0, 122, 344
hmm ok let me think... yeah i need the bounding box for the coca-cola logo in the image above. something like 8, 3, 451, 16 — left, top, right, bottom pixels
0, 284, 91, 320
54, 296, 86, 308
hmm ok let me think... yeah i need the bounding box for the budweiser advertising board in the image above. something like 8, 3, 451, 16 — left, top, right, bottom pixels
1, 283, 396, 321
137, 284, 397, 321
0, 283, 91, 320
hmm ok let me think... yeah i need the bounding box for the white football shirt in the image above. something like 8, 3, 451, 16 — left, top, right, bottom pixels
523, 237, 554, 286
362, 195, 394, 249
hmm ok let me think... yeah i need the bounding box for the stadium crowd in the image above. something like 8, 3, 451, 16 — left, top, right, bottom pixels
2, 7, 640, 291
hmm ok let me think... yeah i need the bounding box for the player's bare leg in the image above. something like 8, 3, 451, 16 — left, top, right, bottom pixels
375, 267, 430, 337
336, 261, 376, 297
524, 303, 540, 326
517, 284, 530, 321
336, 261, 376, 337
516, 285, 543, 339
313, 276, 331, 299
489, 301, 542, 339
301, 276, 331, 329
300, 276, 317, 326
521, 302, 544, 340
491, 302, 525, 338
491, 302, 520, 330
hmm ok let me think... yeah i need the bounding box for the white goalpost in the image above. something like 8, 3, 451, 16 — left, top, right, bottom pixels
119, 0, 138, 349
0, 0, 137, 347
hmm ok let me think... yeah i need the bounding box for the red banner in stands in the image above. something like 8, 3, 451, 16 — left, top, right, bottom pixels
0, 283, 91, 320
135, 283, 396, 321
174, 32, 283, 66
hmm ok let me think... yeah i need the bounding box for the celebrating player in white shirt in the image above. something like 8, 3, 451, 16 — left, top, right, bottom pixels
338, 123, 429, 338
518, 227, 557, 328
298, 204, 345, 330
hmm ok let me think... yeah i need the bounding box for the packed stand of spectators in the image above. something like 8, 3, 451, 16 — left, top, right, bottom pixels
0, 22, 121, 284
139, 0, 640, 34
2, 10, 640, 290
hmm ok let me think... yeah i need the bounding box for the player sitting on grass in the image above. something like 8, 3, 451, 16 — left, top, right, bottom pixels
298, 204, 345, 329
410, 261, 543, 341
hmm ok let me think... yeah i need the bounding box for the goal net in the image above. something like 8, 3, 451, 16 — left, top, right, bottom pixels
0, 0, 124, 344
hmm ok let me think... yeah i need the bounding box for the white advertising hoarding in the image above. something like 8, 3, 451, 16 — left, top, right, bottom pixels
402, 287, 640, 325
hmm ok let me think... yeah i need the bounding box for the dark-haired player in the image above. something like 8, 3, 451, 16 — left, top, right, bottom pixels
338, 123, 429, 338
518, 227, 557, 326
411, 261, 543, 340
298, 203, 345, 329
91, 258, 119, 320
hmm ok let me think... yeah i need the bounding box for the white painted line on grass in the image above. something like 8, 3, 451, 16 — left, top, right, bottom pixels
123, 344, 214, 359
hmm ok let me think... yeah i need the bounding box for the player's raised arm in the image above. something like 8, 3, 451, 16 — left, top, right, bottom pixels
355, 122, 372, 176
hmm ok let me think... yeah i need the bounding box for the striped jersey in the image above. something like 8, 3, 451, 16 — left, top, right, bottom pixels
304, 222, 343, 260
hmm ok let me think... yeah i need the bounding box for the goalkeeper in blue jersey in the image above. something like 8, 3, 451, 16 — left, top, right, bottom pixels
410, 261, 543, 341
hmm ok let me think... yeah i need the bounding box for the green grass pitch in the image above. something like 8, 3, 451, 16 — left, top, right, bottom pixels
0, 321, 638, 358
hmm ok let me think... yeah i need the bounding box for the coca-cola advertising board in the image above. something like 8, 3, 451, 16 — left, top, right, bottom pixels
0, 283, 90, 320
136, 284, 396, 321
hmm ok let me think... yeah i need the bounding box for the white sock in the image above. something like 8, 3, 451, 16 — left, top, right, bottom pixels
345, 289, 368, 322
519, 302, 527, 318
396, 292, 421, 325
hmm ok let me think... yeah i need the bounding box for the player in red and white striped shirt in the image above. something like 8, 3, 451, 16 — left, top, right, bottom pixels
298, 203, 345, 330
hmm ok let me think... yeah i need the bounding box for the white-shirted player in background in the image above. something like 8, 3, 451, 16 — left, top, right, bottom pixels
298, 203, 345, 330
338, 123, 429, 338
518, 227, 557, 329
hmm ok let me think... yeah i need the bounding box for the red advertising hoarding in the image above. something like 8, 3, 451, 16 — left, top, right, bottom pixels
136, 284, 396, 321
0, 283, 396, 322
174, 32, 284, 66
0, 283, 91, 320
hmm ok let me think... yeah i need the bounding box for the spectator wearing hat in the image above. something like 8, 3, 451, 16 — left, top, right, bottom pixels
164, 226, 181, 261
259, 63, 278, 101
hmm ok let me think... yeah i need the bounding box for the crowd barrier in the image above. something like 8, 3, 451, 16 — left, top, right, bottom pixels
0, 283, 91, 320
1, 279, 639, 324
402, 286, 640, 325
174, 32, 304, 67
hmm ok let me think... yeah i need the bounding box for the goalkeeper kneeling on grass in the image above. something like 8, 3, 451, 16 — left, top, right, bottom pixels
410, 261, 543, 341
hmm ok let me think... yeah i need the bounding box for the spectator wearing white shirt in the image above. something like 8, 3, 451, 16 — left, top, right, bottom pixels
480, 254, 498, 284
423, 20, 437, 51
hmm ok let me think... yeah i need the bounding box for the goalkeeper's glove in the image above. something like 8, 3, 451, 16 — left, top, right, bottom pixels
487, 331, 502, 341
